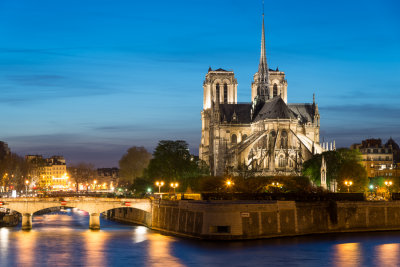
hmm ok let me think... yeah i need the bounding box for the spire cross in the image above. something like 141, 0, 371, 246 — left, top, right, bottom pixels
262, 0, 264, 16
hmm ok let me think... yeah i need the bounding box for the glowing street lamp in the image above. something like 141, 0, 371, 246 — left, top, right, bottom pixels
170, 182, 179, 194
25, 180, 29, 196
385, 181, 393, 195
155, 181, 164, 193
225, 179, 234, 192
344, 180, 353, 192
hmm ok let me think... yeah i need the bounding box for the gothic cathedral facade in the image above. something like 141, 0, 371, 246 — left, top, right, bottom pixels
200, 13, 323, 177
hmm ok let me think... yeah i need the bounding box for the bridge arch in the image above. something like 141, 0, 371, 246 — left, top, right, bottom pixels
0, 198, 151, 230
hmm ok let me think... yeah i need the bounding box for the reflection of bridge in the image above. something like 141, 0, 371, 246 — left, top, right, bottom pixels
0, 197, 151, 230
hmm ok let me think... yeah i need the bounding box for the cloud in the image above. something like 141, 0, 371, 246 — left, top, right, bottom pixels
321, 104, 400, 120
0, 74, 121, 105
5, 74, 65, 86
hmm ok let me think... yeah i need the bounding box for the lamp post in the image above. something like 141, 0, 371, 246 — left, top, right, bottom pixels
226, 179, 234, 192
155, 181, 164, 193
93, 180, 97, 192
385, 180, 393, 198
170, 182, 179, 194
25, 180, 29, 196
344, 180, 353, 192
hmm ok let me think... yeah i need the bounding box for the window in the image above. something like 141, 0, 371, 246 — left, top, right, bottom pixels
279, 155, 285, 167
273, 83, 278, 97
242, 134, 247, 141
224, 83, 228, 103
216, 83, 220, 102
231, 134, 237, 144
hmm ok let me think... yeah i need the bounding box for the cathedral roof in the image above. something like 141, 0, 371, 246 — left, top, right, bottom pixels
218, 103, 252, 124
288, 103, 315, 124
254, 97, 297, 121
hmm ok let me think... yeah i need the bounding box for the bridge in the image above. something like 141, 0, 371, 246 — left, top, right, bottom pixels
0, 197, 151, 230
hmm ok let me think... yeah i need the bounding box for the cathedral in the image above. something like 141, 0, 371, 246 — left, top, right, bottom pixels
199, 12, 324, 177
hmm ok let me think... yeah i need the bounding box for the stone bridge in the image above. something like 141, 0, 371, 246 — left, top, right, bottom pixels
0, 197, 151, 230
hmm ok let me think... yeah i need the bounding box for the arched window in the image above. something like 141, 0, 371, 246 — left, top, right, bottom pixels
216, 83, 220, 103
223, 83, 228, 103
231, 134, 237, 144
273, 83, 278, 97
279, 155, 285, 167
242, 134, 247, 141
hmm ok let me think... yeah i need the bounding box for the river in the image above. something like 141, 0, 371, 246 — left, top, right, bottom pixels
0, 209, 400, 267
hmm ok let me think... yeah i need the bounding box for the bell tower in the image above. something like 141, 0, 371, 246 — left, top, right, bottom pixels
203, 68, 237, 109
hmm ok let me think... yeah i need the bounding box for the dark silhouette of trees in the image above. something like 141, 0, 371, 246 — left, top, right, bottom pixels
144, 140, 209, 191
119, 146, 151, 185
68, 162, 96, 192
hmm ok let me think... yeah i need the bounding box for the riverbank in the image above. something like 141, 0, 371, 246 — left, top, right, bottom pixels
108, 200, 400, 240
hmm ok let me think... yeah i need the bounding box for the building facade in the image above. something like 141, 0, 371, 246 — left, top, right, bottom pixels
200, 13, 323, 176
351, 138, 400, 178
26, 155, 68, 190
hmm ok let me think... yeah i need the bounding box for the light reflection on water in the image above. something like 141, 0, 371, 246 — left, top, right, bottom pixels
334, 243, 361, 267
374, 243, 400, 267
1, 211, 400, 266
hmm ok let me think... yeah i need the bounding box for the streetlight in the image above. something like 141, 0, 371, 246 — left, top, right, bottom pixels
155, 181, 164, 193
25, 180, 29, 196
93, 180, 97, 191
226, 179, 234, 192
385, 181, 393, 196
170, 182, 179, 194
344, 180, 353, 192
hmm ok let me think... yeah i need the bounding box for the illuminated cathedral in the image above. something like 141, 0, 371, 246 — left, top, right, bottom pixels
199, 12, 324, 176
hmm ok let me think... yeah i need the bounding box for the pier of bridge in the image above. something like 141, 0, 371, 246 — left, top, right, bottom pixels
0, 197, 151, 230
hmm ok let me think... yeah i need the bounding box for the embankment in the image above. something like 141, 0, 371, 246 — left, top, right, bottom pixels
108, 200, 400, 240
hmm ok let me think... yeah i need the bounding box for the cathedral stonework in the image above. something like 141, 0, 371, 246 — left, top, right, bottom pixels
199, 13, 323, 177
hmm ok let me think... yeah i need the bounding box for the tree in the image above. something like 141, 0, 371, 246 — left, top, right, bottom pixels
302, 148, 368, 192
145, 140, 208, 191
337, 160, 368, 192
0, 153, 30, 191
119, 146, 151, 185
68, 162, 96, 192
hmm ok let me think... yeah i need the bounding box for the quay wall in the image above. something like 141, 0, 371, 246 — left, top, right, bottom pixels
110, 200, 400, 240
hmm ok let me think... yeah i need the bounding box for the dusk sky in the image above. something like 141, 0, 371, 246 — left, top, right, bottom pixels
0, 0, 399, 167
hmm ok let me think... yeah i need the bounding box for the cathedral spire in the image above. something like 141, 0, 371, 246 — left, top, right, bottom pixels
256, 1, 270, 101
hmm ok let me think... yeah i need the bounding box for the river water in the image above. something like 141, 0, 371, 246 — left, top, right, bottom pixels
1, 209, 400, 267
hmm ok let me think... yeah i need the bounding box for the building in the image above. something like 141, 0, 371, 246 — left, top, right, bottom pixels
0, 141, 10, 160
97, 167, 119, 189
199, 12, 323, 176
26, 155, 69, 190
351, 138, 400, 178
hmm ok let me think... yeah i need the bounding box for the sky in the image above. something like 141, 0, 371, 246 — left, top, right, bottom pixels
0, 0, 399, 167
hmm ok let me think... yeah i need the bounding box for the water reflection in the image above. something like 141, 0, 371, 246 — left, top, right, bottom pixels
3, 210, 400, 267
84, 230, 109, 267
0, 228, 9, 261
133, 226, 148, 243
375, 243, 400, 267
334, 243, 361, 267
147, 233, 185, 267
15, 230, 38, 267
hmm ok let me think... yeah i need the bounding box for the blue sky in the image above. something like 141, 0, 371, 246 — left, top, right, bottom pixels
0, 0, 399, 167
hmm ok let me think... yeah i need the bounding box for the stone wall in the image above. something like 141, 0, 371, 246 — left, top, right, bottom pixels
110, 200, 400, 240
